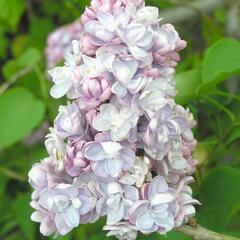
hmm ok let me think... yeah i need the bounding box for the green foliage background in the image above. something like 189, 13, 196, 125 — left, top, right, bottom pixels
0, 0, 240, 239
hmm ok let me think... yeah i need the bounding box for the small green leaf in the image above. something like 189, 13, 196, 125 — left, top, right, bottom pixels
12, 193, 35, 240
0, 87, 45, 148
175, 69, 202, 104
197, 167, 240, 232
0, 0, 25, 30
202, 38, 240, 84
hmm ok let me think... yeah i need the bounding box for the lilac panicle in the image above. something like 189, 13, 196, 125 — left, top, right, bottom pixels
30, 0, 199, 238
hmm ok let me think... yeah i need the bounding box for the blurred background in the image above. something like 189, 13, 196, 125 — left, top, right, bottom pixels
0, 0, 240, 239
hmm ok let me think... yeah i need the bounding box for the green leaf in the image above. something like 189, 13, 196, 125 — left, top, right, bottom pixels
202, 38, 240, 84
225, 232, 240, 238
57, 232, 73, 240
0, 87, 45, 147
12, 34, 29, 57
29, 18, 55, 50
0, 28, 9, 58
12, 193, 35, 240
0, 219, 18, 237
16, 48, 41, 68
197, 167, 240, 232
3, 48, 41, 81
138, 231, 191, 240
0, 174, 8, 197
175, 69, 202, 104
201, 17, 223, 46
0, 0, 25, 29
90, 232, 115, 240
165, 231, 191, 240
3, 60, 22, 80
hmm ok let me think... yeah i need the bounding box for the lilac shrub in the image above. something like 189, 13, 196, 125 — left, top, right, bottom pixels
30, 0, 199, 238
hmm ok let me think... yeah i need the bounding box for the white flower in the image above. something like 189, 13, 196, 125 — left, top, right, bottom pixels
83, 141, 135, 178
136, 6, 160, 24
92, 103, 138, 141
138, 78, 175, 118
38, 184, 94, 235
111, 58, 138, 97
120, 156, 152, 187
129, 177, 176, 234
167, 140, 188, 170
104, 222, 138, 240
54, 102, 86, 139
80, 47, 115, 78
105, 182, 139, 225
45, 128, 66, 169
49, 42, 82, 99
118, 22, 154, 63
85, 9, 130, 42
111, 58, 151, 97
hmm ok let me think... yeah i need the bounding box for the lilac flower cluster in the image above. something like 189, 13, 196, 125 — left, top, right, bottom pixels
45, 19, 83, 68
30, 0, 199, 238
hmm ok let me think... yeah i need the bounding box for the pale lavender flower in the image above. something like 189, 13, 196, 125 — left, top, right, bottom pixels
28, 157, 72, 193
30, 200, 57, 236
104, 182, 139, 224
142, 103, 188, 161
119, 156, 152, 187
173, 177, 200, 227
153, 24, 187, 67
48, 45, 82, 99
134, 6, 159, 25
81, 0, 143, 25
80, 47, 115, 78
83, 141, 135, 178
129, 176, 177, 234
45, 127, 66, 162
92, 103, 138, 141
118, 22, 154, 64
54, 102, 86, 139
112, 58, 150, 97
77, 74, 112, 110
73, 172, 114, 223
81, 0, 122, 24
80, 33, 99, 56
84, 7, 131, 46
133, 77, 175, 118
64, 140, 91, 177
36, 184, 95, 235
182, 137, 197, 159
104, 222, 138, 240
45, 20, 83, 68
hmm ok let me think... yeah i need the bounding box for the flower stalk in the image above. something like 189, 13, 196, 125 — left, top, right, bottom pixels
176, 224, 240, 240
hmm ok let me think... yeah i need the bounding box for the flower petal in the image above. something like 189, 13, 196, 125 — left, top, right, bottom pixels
107, 202, 125, 224
84, 142, 105, 161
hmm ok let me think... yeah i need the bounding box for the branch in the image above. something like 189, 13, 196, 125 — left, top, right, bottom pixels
160, 0, 228, 24
0, 167, 27, 182
0, 65, 33, 95
176, 224, 240, 240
